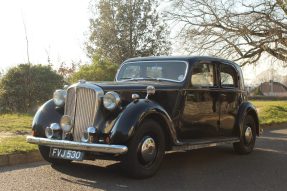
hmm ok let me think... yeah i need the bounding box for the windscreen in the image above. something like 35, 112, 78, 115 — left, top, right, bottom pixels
116, 61, 187, 82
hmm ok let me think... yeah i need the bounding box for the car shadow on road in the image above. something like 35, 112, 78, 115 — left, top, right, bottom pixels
50, 126, 287, 191
50, 146, 254, 191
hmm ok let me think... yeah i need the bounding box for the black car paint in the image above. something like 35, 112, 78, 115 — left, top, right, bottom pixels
110, 99, 177, 145
32, 56, 259, 149
32, 99, 63, 137
235, 101, 260, 136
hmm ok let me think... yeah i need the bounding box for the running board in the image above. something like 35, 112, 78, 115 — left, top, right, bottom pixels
172, 137, 240, 151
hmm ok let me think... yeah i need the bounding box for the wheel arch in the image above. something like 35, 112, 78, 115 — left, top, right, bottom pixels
140, 113, 174, 150
32, 99, 64, 137
110, 99, 177, 146
236, 101, 260, 136
246, 108, 260, 135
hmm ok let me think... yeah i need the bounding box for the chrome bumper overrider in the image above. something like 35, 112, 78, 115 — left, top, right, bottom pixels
26, 136, 128, 154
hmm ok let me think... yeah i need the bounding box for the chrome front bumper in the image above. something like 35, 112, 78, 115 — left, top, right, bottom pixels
26, 136, 128, 154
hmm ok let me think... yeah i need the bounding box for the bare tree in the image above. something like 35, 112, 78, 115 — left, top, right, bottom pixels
21, 13, 30, 64
166, 0, 287, 66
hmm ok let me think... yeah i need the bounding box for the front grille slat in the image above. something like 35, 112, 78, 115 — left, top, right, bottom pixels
65, 87, 98, 142
65, 88, 76, 118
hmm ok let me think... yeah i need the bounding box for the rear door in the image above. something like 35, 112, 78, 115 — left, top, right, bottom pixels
180, 61, 220, 139
218, 63, 240, 136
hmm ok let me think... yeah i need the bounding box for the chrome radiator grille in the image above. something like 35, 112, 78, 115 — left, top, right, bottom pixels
65, 86, 98, 142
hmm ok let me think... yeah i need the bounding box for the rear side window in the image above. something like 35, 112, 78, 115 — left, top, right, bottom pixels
220, 64, 237, 88
191, 63, 215, 87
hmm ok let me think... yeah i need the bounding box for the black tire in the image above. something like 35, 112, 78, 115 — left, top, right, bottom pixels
121, 119, 165, 178
38, 145, 71, 165
233, 115, 256, 154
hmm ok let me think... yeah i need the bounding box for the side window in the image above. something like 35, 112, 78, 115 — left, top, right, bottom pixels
220, 64, 237, 88
191, 63, 215, 87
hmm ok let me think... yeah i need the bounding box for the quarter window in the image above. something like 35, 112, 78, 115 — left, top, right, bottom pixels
220, 64, 237, 88
191, 63, 215, 87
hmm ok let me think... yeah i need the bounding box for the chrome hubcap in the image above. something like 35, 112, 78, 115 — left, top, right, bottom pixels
140, 136, 157, 163
245, 126, 253, 144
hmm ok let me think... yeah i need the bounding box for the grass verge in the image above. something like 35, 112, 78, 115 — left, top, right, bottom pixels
0, 136, 37, 155
0, 114, 33, 133
0, 114, 37, 155
251, 100, 287, 125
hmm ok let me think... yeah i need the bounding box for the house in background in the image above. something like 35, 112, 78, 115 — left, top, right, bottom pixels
258, 81, 287, 97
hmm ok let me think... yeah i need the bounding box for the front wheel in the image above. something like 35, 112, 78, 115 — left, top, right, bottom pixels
233, 115, 256, 154
121, 119, 165, 178
38, 145, 71, 165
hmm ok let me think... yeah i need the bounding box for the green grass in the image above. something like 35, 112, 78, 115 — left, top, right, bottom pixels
251, 100, 287, 125
0, 136, 37, 155
0, 114, 35, 155
0, 114, 33, 133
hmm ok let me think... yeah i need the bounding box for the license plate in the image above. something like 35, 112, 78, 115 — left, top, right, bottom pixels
49, 148, 84, 161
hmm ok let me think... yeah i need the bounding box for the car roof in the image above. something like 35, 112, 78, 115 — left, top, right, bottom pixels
124, 56, 239, 68
124, 56, 244, 88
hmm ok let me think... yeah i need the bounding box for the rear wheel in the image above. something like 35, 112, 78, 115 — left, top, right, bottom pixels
233, 115, 256, 154
121, 119, 165, 178
38, 145, 71, 165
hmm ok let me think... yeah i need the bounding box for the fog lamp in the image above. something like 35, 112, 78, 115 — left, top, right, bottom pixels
45, 123, 61, 139
81, 127, 97, 143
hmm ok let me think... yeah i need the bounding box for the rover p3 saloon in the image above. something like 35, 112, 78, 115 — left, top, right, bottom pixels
27, 56, 259, 178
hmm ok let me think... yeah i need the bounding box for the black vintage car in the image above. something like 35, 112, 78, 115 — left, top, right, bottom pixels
27, 56, 259, 178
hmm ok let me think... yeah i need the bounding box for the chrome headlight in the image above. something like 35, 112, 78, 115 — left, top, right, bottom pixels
45, 123, 61, 139
53, 89, 66, 107
103, 91, 120, 111
60, 115, 73, 132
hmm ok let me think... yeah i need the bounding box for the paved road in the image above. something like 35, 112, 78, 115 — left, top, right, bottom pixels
1, 127, 287, 191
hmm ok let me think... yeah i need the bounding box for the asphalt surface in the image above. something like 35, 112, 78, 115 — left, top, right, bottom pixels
1, 127, 287, 191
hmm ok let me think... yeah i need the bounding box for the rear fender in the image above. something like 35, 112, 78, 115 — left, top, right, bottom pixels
235, 101, 260, 136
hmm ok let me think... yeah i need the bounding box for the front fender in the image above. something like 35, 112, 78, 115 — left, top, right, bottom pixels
110, 99, 176, 144
235, 101, 260, 136
32, 99, 64, 137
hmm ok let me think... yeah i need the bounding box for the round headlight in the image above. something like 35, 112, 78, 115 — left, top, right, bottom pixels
53, 89, 66, 107
60, 115, 73, 132
103, 91, 120, 111
45, 123, 61, 139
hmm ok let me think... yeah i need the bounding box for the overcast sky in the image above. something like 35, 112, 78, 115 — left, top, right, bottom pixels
0, 0, 286, 85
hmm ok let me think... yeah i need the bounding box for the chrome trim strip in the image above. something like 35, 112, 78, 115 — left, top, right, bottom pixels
26, 136, 128, 154
115, 60, 189, 83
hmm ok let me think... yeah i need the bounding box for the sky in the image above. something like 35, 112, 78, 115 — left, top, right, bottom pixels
0, 0, 90, 71
0, 0, 286, 85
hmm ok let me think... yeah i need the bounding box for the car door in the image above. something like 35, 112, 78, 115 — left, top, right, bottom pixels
218, 62, 239, 136
180, 61, 220, 139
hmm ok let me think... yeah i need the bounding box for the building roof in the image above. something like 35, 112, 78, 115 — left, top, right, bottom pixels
260, 81, 287, 93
